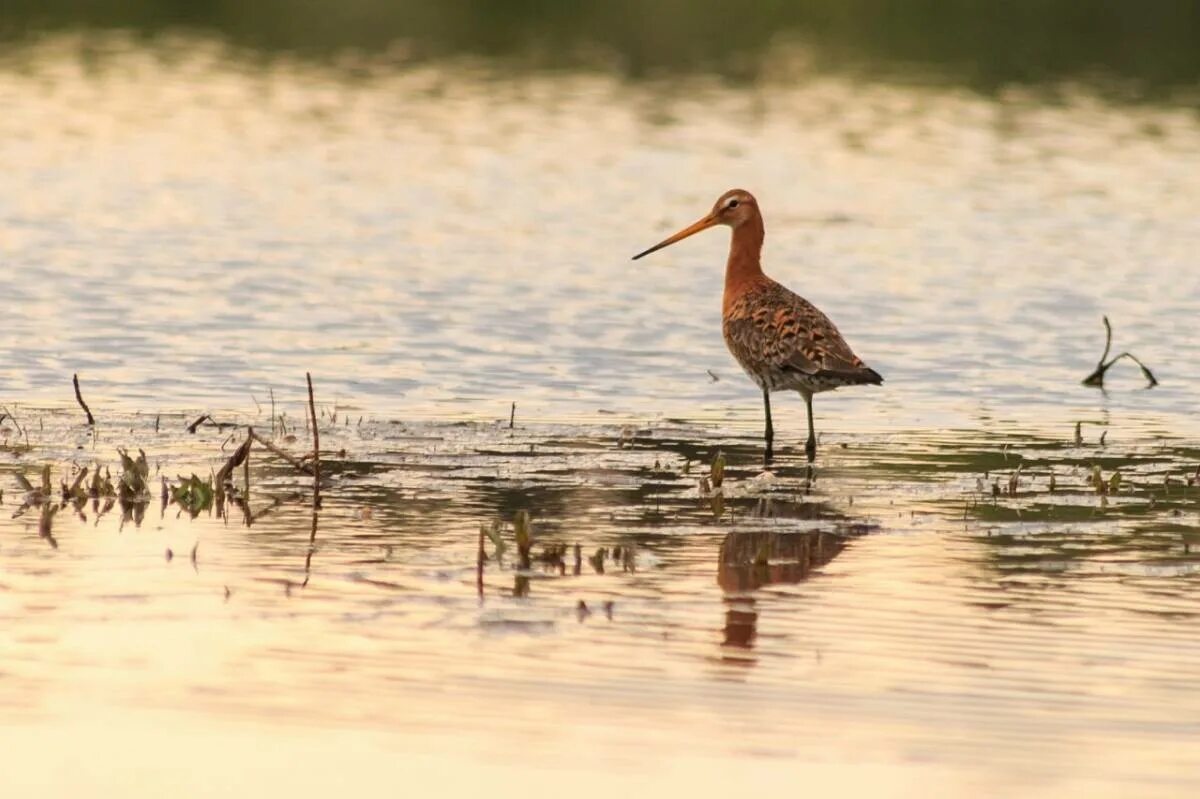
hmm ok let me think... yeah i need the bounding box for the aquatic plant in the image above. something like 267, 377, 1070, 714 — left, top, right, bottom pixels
171, 474, 215, 516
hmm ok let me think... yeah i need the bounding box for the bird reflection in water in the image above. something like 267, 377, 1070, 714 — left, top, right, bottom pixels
717, 499, 867, 662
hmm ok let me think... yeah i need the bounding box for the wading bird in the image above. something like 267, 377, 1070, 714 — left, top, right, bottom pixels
633, 189, 881, 465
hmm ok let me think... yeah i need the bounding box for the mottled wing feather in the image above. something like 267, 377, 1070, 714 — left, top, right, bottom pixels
723, 280, 881, 390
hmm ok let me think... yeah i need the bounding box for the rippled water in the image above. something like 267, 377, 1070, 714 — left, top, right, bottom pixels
3, 34, 1200, 796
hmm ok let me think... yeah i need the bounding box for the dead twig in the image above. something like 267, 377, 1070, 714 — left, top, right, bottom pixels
0, 405, 30, 448
186, 414, 212, 434
72, 373, 95, 425
216, 435, 252, 486
247, 430, 314, 475
1082, 316, 1158, 388
243, 426, 252, 520
307, 372, 321, 510
186, 415, 239, 434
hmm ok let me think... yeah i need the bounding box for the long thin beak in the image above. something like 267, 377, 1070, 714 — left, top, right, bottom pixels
631, 213, 719, 260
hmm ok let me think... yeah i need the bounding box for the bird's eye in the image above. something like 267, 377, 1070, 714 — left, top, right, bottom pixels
728, 199, 739, 209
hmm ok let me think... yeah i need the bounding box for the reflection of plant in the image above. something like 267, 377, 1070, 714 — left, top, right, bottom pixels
710, 450, 726, 489
481, 519, 506, 558
12, 462, 123, 543
14, 465, 50, 504
91, 467, 116, 498
476, 512, 636, 599
514, 510, 533, 568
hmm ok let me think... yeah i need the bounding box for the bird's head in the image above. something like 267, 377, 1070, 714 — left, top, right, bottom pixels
632, 189, 759, 260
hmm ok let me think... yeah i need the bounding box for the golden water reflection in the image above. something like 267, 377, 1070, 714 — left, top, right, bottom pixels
3, 31, 1200, 796
719, 526, 852, 654
3, 412, 1200, 794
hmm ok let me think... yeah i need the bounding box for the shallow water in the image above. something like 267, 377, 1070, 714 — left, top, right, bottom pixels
2, 31, 1200, 797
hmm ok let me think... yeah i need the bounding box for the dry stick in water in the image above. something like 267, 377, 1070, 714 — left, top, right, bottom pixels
247, 430, 314, 475
307, 372, 321, 510
243, 426, 252, 522
302, 375, 322, 588
1082, 316, 1159, 388
186, 414, 212, 434
72, 373, 95, 425
0, 405, 29, 448
215, 436, 252, 486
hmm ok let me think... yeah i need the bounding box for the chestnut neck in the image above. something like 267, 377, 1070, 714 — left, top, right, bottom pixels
722, 213, 766, 312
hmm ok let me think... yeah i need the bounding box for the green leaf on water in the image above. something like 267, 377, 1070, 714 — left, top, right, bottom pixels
171, 473, 215, 515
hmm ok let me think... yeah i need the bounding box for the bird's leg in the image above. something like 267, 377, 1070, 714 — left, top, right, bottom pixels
762, 388, 774, 466
803, 391, 816, 464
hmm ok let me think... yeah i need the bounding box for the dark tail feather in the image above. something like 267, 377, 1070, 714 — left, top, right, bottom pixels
817, 366, 883, 386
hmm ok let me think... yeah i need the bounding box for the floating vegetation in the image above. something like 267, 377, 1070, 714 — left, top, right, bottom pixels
61, 466, 89, 503
171, 474, 215, 517
90, 467, 116, 499
117, 448, 151, 503
1082, 316, 1158, 388
473, 508, 640, 600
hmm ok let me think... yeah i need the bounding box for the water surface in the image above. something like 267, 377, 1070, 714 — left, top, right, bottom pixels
2, 30, 1200, 797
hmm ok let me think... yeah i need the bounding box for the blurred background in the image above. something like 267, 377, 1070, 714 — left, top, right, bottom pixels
5, 0, 1200, 90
